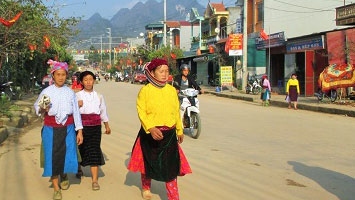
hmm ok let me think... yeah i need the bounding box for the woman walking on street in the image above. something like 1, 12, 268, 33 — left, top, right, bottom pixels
34, 59, 83, 200
75, 71, 111, 190
286, 73, 300, 109
260, 74, 271, 106
127, 58, 192, 200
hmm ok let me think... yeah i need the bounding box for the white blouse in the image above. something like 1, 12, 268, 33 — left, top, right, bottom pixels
76, 90, 109, 122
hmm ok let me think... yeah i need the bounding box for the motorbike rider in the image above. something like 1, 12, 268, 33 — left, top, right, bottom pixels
173, 64, 204, 94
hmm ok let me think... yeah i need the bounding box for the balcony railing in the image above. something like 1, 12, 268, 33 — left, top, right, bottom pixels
190, 39, 207, 51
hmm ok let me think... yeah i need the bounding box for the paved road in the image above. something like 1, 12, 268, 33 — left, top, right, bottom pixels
0, 80, 354, 200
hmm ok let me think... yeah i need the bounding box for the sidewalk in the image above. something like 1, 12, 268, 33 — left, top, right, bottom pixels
201, 86, 355, 117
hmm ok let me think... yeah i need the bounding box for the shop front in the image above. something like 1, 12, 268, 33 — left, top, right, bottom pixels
286, 34, 326, 96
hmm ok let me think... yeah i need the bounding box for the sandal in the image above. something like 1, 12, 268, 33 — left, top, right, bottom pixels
60, 174, 69, 190
76, 169, 83, 179
142, 190, 152, 200
53, 189, 62, 200
92, 182, 100, 191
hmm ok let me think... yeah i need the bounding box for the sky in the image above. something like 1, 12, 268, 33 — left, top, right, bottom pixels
44, 0, 212, 20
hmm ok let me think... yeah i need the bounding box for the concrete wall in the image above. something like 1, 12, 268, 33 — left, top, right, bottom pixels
180, 25, 200, 52
264, 1, 343, 38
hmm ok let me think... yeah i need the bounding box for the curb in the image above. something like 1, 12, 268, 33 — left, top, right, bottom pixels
209, 91, 254, 102
205, 91, 355, 117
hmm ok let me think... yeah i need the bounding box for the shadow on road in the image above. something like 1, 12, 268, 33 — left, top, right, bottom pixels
123, 152, 167, 200
288, 161, 355, 200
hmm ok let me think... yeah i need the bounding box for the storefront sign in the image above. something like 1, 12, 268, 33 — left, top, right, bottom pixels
336, 3, 355, 25
220, 66, 233, 86
228, 34, 243, 56
255, 32, 285, 50
286, 35, 324, 53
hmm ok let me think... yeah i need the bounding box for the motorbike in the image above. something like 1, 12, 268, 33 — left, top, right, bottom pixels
180, 88, 201, 139
314, 88, 338, 102
123, 73, 131, 82
95, 74, 100, 81
104, 75, 109, 82
0, 81, 16, 100
245, 76, 262, 95
115, 72, 124, 82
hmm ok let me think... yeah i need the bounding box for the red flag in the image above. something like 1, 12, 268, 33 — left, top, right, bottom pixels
170, 53, 177, 59
0, 11, 23, 27
260, 29, 269, 40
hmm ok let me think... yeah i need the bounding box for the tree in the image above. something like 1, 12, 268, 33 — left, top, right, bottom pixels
147, 46, 183, 76
0, 0, 79, 90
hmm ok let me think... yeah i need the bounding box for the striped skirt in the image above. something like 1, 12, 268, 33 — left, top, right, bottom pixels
41, 124, 79, 177
79, 125, 105, 166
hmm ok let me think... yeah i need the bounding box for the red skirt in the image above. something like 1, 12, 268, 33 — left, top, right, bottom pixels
127, 137, 192, 177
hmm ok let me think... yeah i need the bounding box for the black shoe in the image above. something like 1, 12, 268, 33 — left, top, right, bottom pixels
76, 169, 83, 179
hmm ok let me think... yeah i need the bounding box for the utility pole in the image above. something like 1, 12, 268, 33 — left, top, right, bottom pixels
107, 28, 112, 68
163, 0, 167, 46
241, 0, 248, 91
100, 35, 103, 68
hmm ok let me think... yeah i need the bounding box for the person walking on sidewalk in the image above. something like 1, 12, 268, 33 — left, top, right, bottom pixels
75, 71, 111, 190
34, 59, 83, 200
286, 73, 300, 109
260, 74, 271, 106
127, 58, 192, 200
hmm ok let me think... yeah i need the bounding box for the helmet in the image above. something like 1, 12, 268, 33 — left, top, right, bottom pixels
180, 64, 191, 71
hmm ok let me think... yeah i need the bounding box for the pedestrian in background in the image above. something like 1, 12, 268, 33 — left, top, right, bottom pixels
34, 59, 83, 200
260, 74, 271, 106
127, 58, 192, 200
71, 72, 83, 92
75, 71, 111, 190
286, 73, 300, 109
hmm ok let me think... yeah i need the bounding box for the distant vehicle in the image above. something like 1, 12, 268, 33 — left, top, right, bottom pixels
115, 71, 124, 82
131, 71, 147, 84
95, 73, 100, 81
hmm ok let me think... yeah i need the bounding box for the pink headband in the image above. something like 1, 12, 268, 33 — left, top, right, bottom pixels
48, 59, 68, 74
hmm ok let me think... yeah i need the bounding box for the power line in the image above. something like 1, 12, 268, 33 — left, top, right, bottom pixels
264, 6, 333, 13
273, 0, 334, 11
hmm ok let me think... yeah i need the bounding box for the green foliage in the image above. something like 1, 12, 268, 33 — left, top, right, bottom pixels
0, 94, 12, 117
147, 46, 183, 72
0, 0, 80, 91
88, 45, 102, 64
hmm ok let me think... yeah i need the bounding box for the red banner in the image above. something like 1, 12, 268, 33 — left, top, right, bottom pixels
228, 34, 243, 56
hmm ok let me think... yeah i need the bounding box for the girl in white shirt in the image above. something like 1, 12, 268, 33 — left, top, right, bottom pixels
75, 70, 111, 191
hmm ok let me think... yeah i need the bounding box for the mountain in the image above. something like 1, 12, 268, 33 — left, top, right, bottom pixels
70, 0, 205, 48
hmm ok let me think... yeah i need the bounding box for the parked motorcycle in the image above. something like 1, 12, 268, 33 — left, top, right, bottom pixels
245, 76, 262, 95
314, 88, 338, 102
0, 81, 16, 100
180, 88, 201, 139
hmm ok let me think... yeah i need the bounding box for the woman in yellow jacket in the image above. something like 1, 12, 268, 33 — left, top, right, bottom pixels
286, 73, 300, 109
127, 58, 192, 200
